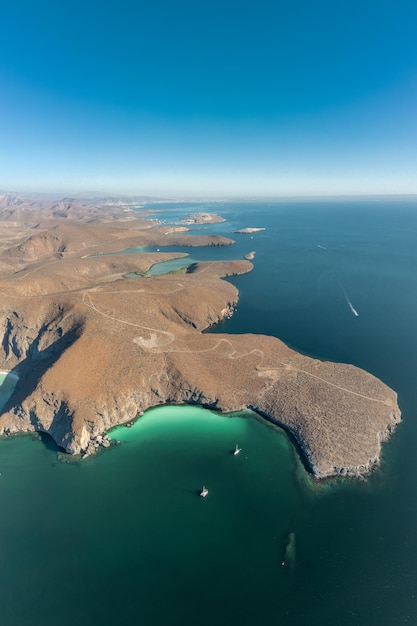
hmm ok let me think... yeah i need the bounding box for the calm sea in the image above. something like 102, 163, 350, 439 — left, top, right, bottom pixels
0, 200, 416, 625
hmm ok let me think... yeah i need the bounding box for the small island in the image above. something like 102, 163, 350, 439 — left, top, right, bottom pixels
182, 212, 225, 225
234, 227, 265, 234
244, 251, 256, 260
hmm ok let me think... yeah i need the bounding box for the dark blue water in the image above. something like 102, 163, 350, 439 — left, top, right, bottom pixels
1, 200, 417, 625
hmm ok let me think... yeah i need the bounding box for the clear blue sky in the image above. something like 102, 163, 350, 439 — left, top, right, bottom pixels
0, 0, 416, 197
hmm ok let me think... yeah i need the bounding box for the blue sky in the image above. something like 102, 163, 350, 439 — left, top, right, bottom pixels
0, 0, 416, 197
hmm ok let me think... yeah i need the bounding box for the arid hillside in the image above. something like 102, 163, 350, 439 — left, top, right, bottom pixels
0, 196, 401, 477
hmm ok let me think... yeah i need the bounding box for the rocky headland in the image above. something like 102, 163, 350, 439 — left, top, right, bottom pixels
0, 195, 401, 478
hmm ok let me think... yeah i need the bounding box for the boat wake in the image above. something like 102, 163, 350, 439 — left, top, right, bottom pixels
340, 283, 359, 317
346, 299, 359, 317
317, 273, 359, 317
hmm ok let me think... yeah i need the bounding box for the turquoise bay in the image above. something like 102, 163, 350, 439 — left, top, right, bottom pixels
0, 406, 304, 626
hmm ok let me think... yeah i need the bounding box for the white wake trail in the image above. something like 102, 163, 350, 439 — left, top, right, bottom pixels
346, 297, 359, 317
339, 283, 359, 317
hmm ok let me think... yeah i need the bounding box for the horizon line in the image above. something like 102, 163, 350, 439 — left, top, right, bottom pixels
1, 189, 417, 203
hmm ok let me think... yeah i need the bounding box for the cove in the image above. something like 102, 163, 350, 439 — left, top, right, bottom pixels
0, 404, 307, 626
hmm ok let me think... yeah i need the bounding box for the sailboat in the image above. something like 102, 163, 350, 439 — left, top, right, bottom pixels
200, 486, 208, 497
233, 444, 241, 456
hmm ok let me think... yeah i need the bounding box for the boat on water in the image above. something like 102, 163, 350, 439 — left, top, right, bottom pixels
233, 444, 241, 456
200, 486, 208, 497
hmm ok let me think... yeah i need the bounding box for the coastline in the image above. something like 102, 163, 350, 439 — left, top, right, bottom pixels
0, 204, 401, 478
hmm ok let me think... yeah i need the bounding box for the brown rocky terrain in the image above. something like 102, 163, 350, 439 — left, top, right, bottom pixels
0, 196, 401, 477
183, 212, 225, 224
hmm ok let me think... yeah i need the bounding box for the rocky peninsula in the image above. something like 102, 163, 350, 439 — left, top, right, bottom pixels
0, 195, 401, 478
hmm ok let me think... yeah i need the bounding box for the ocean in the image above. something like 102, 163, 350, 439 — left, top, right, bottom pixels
0, 200, 416, 625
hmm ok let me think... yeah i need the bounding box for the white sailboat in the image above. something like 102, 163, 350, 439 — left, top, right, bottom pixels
200, 486, 208, 497
233, 444, 241, 456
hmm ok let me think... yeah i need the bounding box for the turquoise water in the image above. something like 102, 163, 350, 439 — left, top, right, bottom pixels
1, 200, 417, 625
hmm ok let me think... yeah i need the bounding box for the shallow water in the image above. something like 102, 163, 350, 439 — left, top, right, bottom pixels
1, 200, 417, 625
0, 406, 306, 626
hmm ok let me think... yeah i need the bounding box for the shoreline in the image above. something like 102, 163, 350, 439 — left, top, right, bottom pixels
0, 202, 401, 479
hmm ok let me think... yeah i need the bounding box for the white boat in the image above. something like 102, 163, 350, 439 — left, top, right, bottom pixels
200, 486, 208, 497
233, 444, 241, 456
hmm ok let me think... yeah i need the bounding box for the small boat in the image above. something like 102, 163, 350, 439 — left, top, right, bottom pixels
200, 486, 208, 497
233, 444, 241, 456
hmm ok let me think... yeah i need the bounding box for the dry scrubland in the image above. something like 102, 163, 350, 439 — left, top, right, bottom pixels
0, 194, 400, 477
